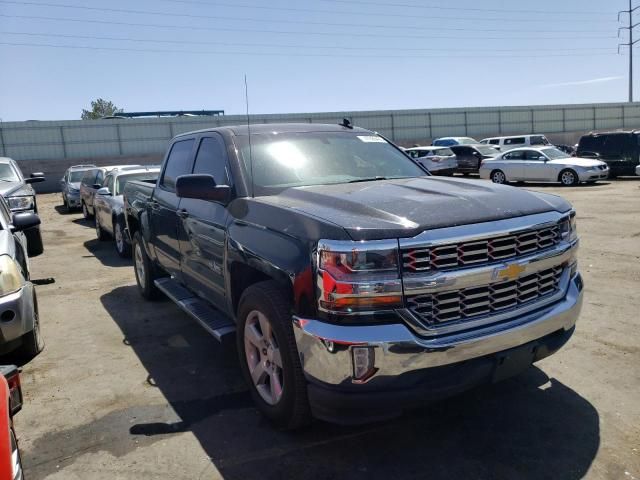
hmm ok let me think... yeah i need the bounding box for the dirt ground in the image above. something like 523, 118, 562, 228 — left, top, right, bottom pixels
9, 178, 640, 480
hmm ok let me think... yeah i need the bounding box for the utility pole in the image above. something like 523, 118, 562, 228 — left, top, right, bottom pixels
619, 1, 640, 102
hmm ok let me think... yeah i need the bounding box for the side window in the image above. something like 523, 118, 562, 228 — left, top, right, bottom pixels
105, 174, 115, 191
95, 170, 104, 186
505, 137, 525, 145
193, 137, 229, 185
160, 139, 195, 191
489, 139, 500, 145
503, 151, 525, 160
82, 170, 97, 186
525, 150, 545, 160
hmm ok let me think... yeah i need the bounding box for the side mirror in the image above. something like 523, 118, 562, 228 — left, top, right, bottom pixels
96, 187, 111, 196
93, 183, 102, 189
25, 172, 45, 184
175, 174, 231, 204
11, 212, 41, 232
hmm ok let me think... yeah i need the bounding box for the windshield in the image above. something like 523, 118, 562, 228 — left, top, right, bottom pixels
69, 170, 87, 182
115, 172, 159, 195
457, 137, 478, 145
476, 146, 499, 156
531, 135, 550, 146
236, 132, 426, 195
541, 147, 571, 160
0, 163, 19, 182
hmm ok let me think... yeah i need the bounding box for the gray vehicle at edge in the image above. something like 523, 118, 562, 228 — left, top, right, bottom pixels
59, 164, 96, 211
93, 166, 160, 257
0, 195, 44, 357
124, 123, 583, 428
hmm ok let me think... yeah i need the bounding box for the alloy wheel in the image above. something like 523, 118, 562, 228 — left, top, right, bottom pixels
561, 171, 576, 185
115, 223, 124, 253
244, 310, 284, 406
134, 243, 146, 287
492, 171, 506, 184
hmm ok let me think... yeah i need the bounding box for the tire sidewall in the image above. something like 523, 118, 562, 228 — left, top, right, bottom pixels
491, 170, 506, 184
560, 169, 578, 186
236, 287, 301, 425
114, 219, 131, 257
133, 233, 151, 298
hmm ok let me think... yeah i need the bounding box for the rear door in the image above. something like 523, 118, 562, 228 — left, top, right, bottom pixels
151, 138, 196, 279
178, 134, 231, 311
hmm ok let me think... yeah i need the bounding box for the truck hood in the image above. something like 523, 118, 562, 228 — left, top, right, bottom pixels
257, 177, 571, 241
0, 180, 23, 197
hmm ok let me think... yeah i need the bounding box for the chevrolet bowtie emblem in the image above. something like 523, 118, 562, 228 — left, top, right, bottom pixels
495, 263, 526, 281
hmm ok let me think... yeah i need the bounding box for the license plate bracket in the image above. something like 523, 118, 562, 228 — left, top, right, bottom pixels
492, 342, 537, 383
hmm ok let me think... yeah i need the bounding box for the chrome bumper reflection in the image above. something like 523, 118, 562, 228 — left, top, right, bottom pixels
293, 273, 583, 388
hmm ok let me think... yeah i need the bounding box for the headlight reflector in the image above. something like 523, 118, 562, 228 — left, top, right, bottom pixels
559, 212, 577, 242
7, 195, 34, 212
0, 255, 24, 296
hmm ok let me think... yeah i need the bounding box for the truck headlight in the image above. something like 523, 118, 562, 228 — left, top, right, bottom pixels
0, 255, 24, 296
317, 239, 402, 315
7, 195, 34, 212
559, 211, 577, 243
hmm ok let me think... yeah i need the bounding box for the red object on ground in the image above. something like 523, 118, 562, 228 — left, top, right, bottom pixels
0, 376, 12, 480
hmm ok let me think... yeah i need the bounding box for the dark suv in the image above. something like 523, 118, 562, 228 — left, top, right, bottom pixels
576, 131, 640, 177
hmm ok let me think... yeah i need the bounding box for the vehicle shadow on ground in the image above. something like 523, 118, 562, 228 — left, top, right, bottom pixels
58, 284, 602, 480
52, 205, 80, 216
82, 239, 131, 267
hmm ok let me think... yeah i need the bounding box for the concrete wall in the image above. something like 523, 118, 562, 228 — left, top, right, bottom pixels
3, 102, 639, 192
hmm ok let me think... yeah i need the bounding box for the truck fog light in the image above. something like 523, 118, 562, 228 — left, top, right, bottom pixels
352, 346, 376, 383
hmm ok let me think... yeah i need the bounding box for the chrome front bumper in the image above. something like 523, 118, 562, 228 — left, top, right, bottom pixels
0, 283, 36, 345
293, 272, 583, 389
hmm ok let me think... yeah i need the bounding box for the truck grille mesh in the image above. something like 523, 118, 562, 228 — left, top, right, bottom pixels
402, 224, 560, 273
407, 266, 563, 325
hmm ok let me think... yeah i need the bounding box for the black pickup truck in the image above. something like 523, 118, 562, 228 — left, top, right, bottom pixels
124, 123, 583, 428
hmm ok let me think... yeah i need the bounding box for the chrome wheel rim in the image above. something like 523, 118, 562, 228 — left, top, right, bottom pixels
561, 171, 575, 185
134, 243, 146, 287
492, 171, 505, 183
115, 223, 124, 252
244, 310, 284, 406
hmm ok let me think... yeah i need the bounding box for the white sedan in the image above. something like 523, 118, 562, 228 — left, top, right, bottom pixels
479, 146, 609, 186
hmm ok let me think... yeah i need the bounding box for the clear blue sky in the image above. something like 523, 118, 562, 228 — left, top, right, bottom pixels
0, 0, 632, 121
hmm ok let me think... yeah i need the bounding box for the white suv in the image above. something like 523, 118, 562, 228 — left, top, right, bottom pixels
479, 135, 551, 151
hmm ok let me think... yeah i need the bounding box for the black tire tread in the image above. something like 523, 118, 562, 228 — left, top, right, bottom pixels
133, 231, 162, 300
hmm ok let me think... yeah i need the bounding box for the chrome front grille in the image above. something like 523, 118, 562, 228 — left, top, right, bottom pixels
402, 224, 560, 273
407, 266, 564, 325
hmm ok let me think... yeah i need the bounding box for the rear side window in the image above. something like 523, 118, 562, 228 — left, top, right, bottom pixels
160, 139, 195, 191
433, 148, 454, 156
193, 137, 228, 185
579, 135, 604, 152
602, 134, 633, 156
530, 135, 549, 145
489, 139, 499, 145
504, 137, 525, 145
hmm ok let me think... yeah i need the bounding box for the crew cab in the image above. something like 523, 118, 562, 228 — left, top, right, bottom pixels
125, 123, 583, 428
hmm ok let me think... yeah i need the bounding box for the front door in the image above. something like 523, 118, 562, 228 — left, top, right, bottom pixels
500, 150, 527, 180
151, 138, 195, 279
521, 150, 550, 181
178, 134, 230, 313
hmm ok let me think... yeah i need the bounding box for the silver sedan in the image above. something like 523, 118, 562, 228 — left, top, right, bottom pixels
479, 147, 609, 186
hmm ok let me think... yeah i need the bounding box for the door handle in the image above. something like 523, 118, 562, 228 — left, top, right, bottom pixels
176, 209, 189, 219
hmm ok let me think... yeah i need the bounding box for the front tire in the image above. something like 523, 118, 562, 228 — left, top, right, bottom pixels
559, 169, 579, 186
114, 218, 131, 258
132, 232, 161, 300
237, 281, 311, 430
95, 215, 108, 241
490, 169, 507, 184
82, 201, 93, 220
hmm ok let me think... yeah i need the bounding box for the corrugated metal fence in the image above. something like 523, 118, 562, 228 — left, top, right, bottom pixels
2, 102, 639, 162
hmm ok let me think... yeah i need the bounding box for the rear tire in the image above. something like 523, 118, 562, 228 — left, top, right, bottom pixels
114, 218, 131, 258
237, 281, 311, 430
559, 169, 579, 186
133, 232, 161, 300
490, 169, 507, 184
18, 290, 44, 359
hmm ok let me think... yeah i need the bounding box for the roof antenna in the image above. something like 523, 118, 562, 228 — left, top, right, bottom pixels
244, 74, 255, 198
339, 118, 353, 129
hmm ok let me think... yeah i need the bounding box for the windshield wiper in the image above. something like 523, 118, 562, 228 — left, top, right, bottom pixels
0, 178, 15, 183
347, 176, 388, 183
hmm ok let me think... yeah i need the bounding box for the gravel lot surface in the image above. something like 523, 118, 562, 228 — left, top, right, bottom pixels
9, 178, 640, 480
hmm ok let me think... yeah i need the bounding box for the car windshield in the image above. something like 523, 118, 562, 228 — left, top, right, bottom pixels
457, 137, 478, 145
236, 131, 426, 195
541, 147, 571, 160
476, 146, 499, 156
531, 135, 550, 146
69, 170, 86, 182
115, 172, 159, 195
0, 163, 19, 182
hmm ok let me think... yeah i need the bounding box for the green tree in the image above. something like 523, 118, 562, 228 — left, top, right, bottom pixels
81, 98, 123, 120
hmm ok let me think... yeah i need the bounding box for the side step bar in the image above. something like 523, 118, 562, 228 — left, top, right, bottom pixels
154, 277, 236, 343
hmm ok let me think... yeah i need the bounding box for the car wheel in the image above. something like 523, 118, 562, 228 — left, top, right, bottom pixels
490, 170, 507, 184
133, 232, 161, 300
82, 202, 93, 220
114, 219, 131, 258
95, 215, 108, 241
237, 281, 311, 430
10, 427, 24, 480
19, 290, 44, 359
559, 169, 579, 186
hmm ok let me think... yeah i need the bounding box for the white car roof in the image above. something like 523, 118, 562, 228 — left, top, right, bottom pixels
406, 146, 451, 151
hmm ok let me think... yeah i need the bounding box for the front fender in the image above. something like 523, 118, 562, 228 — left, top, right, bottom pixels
226, 221, 314, 316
